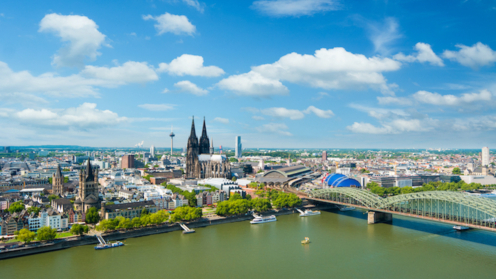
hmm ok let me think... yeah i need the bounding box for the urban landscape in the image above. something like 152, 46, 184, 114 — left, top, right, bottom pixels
1, 0, 496, 278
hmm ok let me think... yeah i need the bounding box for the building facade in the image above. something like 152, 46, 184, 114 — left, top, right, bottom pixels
235, 136, 242, 158
122, 154, 135, 169
186, 118, 231, 179
74, 160, 101, 212
52, 164, 64, 196
482, 147, 490, 166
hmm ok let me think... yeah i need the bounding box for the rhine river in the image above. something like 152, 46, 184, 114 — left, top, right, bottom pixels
2, 209, 496, 278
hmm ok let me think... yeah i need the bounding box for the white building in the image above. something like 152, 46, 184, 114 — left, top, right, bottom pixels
28, 210, 68, 231
150, 145, 156, 157
460, 175, 496, 185
482, 147, 490, 166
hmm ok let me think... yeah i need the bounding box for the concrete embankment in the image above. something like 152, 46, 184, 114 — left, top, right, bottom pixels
0, 205, 332, 260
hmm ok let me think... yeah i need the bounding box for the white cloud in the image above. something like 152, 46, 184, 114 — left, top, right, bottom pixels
162, 88, 170, 93
443, 42, 496, 69
39, 13, 108, 68
213, 117, 229, 124
256, 123, 292, 136
312, 92, 329, 101
182, 0, 205, 12
173, 80, 208, 95
143, 13, 196, 35
303, 106, 334, 118
453, 115, 496, 131
412, 90, 492, 106
252, 47, 401, 94
261, 107, 305, 120
138, 104, 176, 111
157, 54, 224, 77
252, 116, 265, 121
393, 43, 444, 66
81, 61, 158, 83
347, 119, 435, 134
251, 0, 340, 17
366, 17, 402, 55
217, 71, 289, 97
349, 104, 409, 119
4, 103, 127, 129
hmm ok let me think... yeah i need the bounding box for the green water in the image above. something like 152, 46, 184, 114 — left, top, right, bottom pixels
2, 210, 496, 278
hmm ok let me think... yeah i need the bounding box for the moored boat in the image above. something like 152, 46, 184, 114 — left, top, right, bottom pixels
299, 209, 321, 217
250, 214, 277, 224
453, 225, 471, 231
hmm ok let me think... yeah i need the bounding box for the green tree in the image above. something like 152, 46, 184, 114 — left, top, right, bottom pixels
452, 167, 462, 175
16, 228, 36, 243
85, 207, 100, 224
400, 186, 414, 194
250, 198, 272, 212
71, 224, 89, 236
37, 226, 57, 241
8, 201, 24, 213
366, 182, 379, 189
27, 206, 41, 214
48, 195, 59, 202
229, 193, 242, 201
232, 176, 237, 182
141, 208, 150, 216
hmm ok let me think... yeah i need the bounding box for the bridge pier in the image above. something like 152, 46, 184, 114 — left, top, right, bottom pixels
367, 211, 392, 224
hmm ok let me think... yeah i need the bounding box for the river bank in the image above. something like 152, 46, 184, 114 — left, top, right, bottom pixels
0, 204, 334, 260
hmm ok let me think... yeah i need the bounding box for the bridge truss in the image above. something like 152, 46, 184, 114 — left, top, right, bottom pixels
309, 188, 496, 229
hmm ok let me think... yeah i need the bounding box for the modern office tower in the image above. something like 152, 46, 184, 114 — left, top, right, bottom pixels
235, 136, 242, 158
122, 154, 135, 169
322, 151, 327, 162
170, 126, 175, 155
482, 147, 490, 166
150, 145, 155, 157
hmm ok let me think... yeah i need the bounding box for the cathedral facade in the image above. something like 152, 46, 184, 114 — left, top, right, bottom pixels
186, 118, 231, 179
74, 160, 101, 212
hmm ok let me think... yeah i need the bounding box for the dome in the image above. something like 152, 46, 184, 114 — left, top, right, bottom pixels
331, 177, 361, 187
325, 173, 346, 186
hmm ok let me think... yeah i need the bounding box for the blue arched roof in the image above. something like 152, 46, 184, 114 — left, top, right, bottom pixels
332, 177, 361, 187
325, 173, 345, 186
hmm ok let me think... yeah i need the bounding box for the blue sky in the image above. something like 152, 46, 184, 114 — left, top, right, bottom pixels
0, 0, 495, 149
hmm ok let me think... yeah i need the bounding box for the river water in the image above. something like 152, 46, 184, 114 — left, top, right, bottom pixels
2, 209, 496, 278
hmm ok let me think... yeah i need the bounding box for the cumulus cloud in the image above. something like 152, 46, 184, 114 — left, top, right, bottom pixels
251, 0, 340, 17
213, 117, 229, 124
453, 115, 496, 131
81, 61, 158, 83
217, 71, 289, 97
2, 103, 127, 129
394, 43, 444, 66
252, 116, 265, 121
377, 96, 413, 106
173, 80, 208, 95
39, 13, 108, 68
303, 105, 334, 118
412, 90, 492, 106
138, 104, 176, 111
157, 54, 224, 77
143, 13, 196, 35
218, 47, 400, 96
256, 123, 292, 136
442, 42, 496, 69
182, 0, 205, 12
261, 107, 305, 120
347, 119, 436, 134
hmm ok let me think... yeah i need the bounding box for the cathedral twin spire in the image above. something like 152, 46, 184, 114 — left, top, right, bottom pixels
188, 116, 210, 155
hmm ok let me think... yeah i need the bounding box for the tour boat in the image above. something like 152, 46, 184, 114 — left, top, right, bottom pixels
250, 214, 277, 224
299, 209, 321, 217
339, 206, 356, 211
95, 241, 124, 250
453, 225, 471, 231
301, 237, 310, 244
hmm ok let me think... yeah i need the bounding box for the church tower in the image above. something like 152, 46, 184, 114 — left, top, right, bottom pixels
52, 164, 64, 196
186, 117, 199, 178
199, 117, 210, 154
74, 159, 100, 212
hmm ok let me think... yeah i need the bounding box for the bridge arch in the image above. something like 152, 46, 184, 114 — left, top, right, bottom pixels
310, 188, 382, 208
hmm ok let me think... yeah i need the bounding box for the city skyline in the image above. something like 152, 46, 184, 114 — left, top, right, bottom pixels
0, 1, 496, 148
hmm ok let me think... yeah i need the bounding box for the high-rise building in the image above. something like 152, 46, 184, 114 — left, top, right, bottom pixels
52, 164, 65, 196
3, 146, 10, 153
235, 136, 242, 158
122, 154, 135, 169
170, 126, 175, 155
322, 151, 327, 162
150, 145, 155, 157
482, 147, 490, 166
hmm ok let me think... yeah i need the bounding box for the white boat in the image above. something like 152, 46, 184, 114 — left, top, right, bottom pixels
299, 209, 321, 217
339, 206, 355, 211
250, 214, 277, 224
453, 225, 471, 231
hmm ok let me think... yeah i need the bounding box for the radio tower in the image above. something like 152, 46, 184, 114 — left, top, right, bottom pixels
169, 125, 175, 155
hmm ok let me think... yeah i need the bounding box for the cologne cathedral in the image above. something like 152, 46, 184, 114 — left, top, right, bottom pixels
186, 117, 231, 179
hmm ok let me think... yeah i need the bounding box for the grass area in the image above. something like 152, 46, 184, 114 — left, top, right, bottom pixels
55, 232, 73, 239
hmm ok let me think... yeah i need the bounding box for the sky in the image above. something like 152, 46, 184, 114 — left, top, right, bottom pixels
0, 0, 495, 149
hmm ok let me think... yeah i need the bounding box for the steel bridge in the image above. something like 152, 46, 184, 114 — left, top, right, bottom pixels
304, 188, 496, 232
